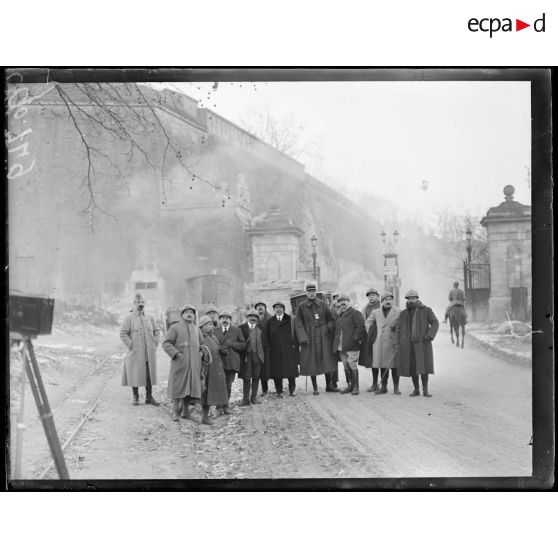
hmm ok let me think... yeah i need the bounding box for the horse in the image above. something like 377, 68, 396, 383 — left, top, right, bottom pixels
449, 304, 467, 348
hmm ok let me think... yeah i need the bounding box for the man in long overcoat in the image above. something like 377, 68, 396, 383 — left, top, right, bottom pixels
333, 294, 366, 395
360, 287, 381, 391
120, 293, 161, 406
255, 301, 272, 395
162, 303, 207, 421
366, 291, 401, 395
214, 310, 246, 413
265, 301, 299, 397
198, 316, 229, 425
238, 308, 267, 405
294, 281, 337, 395
395, 289, 439, 397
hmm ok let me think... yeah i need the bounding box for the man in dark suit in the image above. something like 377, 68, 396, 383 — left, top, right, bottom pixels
214, 310, 246, 413
333, 294, 366, 395
255, 301, 272, 395
238, 308, 267, 406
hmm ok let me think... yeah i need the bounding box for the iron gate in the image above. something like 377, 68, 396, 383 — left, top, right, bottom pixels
463, 261, 491, 322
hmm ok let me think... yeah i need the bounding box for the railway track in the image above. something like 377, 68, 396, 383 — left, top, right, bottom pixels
10, 344, 124, 480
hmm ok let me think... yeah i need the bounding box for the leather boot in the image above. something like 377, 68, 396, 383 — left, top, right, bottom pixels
132, 387, 139, 405
239, 380, 251, 406
341, 367, 353, 394
222, 404, 233, 415
410, 375, 420, 397
311, 376, 319, 395
325, 372, 340, 392
172, 398, 180, 421
250, 378, 261, 404
180, 396, 193, 419
367, 368, 379, 392
422, 373, 432, 397
201, 405, 213, 425
145, 389, 160, 406
351, 369, 360, 395
393, 372, 401, 395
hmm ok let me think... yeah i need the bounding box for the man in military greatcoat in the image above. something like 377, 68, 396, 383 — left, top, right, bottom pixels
214, 310, 246, 413
395, 289, 439, 397
265, 301, 299, 397
444, 281, 467, 323
294, 281, 338, 395
333, 294, 366, 395
120, 293, 161, 406
366, 291, 401, 395
360, 287, 381, 391
238, 308, 267, 405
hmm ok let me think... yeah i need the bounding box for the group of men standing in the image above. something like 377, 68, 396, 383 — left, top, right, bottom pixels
119, 280, 440, 425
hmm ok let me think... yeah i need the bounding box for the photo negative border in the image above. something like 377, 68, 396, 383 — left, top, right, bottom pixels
3, 67, 554, 490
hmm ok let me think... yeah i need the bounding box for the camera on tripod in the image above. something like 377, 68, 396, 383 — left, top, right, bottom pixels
9, 293, 55, 338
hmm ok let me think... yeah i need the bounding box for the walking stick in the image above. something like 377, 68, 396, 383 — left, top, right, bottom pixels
379, 347, 399, 386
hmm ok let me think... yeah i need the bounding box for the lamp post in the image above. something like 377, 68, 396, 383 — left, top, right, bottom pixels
465, 226, 472, 266
381, 230, 400, 306
311, 235, 318, 283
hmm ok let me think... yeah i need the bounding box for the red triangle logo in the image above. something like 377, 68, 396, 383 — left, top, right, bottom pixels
516, 19, 530, 31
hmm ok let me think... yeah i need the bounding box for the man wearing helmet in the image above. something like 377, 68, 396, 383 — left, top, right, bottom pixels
395, 289, 439, 397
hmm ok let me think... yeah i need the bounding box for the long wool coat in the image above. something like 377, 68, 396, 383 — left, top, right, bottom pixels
367, 306, 400, 368
359, 300, 380, 367
265, 314, 299, 380
395, 303, 439, 376
332, 306, 366, 353
120, 311, 160, 387
200, 333, 229, 406
213, 325, 246, 372
238, 322, 268, 380
162, 320, 205, 399
294, 298, 337, 376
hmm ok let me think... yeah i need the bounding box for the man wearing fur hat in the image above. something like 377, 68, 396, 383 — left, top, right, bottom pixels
162, 304, 208, 421
120, 293, 161, 406
265, 301, 299, 397
366, 292, 401, 395
198, 315, 229, 425
359, 287, 381, 391
395, 290, 439, 397
214, 310, 246, 412
254, 301, 272, 395
333, 294, 366, 395
294, 281, 338, 395
238, 308, 268, 405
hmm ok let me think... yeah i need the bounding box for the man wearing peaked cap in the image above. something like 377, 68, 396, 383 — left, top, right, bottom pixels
333, 294, 366, 395
395, 289, 439, 397
360, 287, 381, 390
120, 293, 161, 406
294, 280, 337, 394
366, 291, 401, 395
214, 309, 246, 413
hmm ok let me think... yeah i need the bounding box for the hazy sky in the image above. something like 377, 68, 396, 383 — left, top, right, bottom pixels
158, 80, 531, 221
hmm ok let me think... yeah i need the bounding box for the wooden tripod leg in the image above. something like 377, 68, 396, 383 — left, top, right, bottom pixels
23, 338, 69, 480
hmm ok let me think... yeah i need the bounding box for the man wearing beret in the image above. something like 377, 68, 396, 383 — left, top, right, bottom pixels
238, 308, 268, 405
294, 281, 338, 395
214, 310, 246, 413
366, 291, 401, 395
395, 289, 439, 397
333, 294, 366, 395
359, 287, 381, 392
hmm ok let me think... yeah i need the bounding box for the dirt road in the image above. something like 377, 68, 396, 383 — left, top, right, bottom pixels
12, 323, 532, 480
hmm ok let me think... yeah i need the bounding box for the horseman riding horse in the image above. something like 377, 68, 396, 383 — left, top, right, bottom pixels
444, 281, 467, 348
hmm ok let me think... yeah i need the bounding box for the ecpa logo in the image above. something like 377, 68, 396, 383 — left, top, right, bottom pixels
468, 13, 546, 37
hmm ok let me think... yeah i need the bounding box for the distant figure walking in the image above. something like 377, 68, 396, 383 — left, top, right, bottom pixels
120, 293, 161, 406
